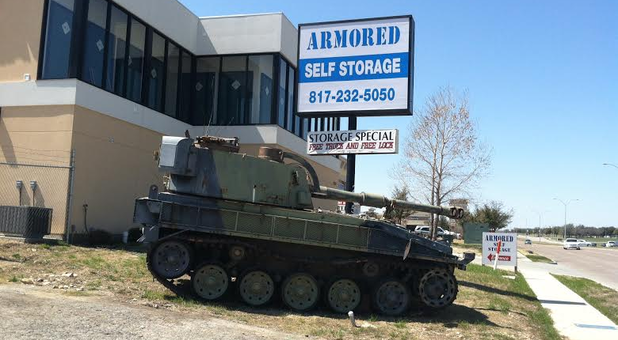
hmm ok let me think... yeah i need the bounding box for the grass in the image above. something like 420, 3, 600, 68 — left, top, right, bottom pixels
552, 274, 618, 325
456, 264, 562, 340
452, 242, 482, 252
525, 254, 554, 263
0, 239, 562, 340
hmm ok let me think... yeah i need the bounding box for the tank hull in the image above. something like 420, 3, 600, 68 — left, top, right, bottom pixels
135, 192, 474, 315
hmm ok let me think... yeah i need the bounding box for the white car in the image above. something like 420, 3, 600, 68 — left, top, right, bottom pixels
563, 238, 581, 250
414, 226, 454, 237
577, 239, 592, 247
603, 241, 617, 247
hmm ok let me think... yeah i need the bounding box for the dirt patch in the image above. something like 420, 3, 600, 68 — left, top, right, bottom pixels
0, 239, 560, 340
0, 284, 304, 340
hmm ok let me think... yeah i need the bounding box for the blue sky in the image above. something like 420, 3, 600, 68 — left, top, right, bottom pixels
179, 0, 618, 228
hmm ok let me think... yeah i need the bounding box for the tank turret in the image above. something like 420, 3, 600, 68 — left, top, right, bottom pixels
158, 135, 464, 219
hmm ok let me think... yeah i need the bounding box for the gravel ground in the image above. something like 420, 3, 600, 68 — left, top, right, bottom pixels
0, 284, 308, 340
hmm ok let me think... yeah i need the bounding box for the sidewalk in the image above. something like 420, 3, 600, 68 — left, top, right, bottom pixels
517, 253, 618, 340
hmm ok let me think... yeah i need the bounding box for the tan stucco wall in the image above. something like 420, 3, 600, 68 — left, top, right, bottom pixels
0, 104, 345, 236
0, 105, 74, 235
70, 106, 164, 235
0, 0, 46, 82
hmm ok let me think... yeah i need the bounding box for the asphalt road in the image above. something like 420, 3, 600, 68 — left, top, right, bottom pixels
519, 240, 618, 291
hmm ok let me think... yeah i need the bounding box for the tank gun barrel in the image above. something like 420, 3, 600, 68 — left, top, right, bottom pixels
315, 186, 465, 219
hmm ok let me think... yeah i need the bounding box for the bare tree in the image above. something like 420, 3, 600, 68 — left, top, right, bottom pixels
384, 184, 411, 225
395, 87, 491, 239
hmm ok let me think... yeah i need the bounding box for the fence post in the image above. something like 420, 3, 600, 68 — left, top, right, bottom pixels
64, 149, 76, 244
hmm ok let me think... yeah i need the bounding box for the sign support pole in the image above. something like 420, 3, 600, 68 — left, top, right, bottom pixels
345, 116, 357, 214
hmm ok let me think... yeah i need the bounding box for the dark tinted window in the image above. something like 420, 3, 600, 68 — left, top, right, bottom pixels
126, 19, 145, 102
41, 0, 75, 79
218, 56, 247, 125
247, 55, 274, 124
177, 51, 193, 123
194, 57, 219, 125
287, 65, 296, 133
104, 5, 127, 94
302, 118, 309, 139
81, 0, 107, 87
164, 43, 180, 117
277, 59, 287, 128
147, 32, 165, 111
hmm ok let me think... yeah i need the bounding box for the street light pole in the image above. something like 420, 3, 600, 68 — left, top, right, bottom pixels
553, 198, 579, 239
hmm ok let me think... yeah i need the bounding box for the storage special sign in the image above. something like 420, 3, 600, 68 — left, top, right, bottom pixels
297, 16, 414, 116
307, 129, 398, 155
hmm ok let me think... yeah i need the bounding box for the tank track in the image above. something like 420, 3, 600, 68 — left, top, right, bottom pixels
146, 232, 459, 316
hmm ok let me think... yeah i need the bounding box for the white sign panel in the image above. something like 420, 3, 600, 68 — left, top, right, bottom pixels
297, 16, 414, 116
307, 129, 398, 155
482, 232, 518, 267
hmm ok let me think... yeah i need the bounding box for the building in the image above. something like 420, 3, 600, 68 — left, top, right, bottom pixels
0, 0, 345, 239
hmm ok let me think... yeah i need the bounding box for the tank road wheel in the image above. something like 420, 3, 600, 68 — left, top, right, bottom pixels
150, 240, 192, 279
282, 273, 320, 312
239, 270, 275, 307
327, 279, 361, 314
418, 269, 458, 309
192, 263, 229, 301
373, 279, 411, 316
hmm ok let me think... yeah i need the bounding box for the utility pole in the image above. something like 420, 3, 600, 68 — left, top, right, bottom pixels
553, 198, 579, 239
533, 210, 549, 242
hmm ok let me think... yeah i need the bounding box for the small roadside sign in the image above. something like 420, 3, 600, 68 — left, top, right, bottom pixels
482, 232, 517, 268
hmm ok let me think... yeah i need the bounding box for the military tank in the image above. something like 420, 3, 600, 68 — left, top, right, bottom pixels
133, 135, 474, 316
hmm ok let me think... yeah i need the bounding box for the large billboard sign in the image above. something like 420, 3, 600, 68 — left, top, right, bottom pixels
297, 16, 414, 117
307, 129, 398, 155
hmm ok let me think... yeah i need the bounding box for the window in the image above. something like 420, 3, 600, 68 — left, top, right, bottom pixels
81, 0, 107, 87
247, 55, 274, 124
287, 65, 296, 133
104, 5, 127, 95
300, 118, 310, 139
126, 19, 145, 102
218, 56, 248, 125
177, 51, 193, 123
38, 1, 305, 132
41, 0, 75, 79
277, 59, 287, 128
194, 57, 219, 125
147, 32, 165, 111
164, 43, 180, 117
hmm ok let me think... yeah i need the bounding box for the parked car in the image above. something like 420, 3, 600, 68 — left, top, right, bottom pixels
577, 239, 592, 247
563, 238, 581, 250
603, 241, 617, 247
414, 226, 454, 237
524, 239, 532, 245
